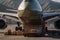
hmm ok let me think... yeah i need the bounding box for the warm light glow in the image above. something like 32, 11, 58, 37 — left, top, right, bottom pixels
18, 0, 25, 10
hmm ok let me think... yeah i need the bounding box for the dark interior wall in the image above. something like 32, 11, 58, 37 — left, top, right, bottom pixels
0, 0, 22, 10
0, 0, 50, 10
49, 0, 60, 10
0, 0, 60, 12
38, 0, 60, 12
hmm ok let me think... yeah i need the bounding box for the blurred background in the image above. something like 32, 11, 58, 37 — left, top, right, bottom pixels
0, 0, 60, 12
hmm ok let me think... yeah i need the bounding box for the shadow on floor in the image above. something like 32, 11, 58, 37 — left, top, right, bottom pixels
25, 30, 60, 39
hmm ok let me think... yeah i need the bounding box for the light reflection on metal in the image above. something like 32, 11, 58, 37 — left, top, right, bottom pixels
52, 0, 60, 3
